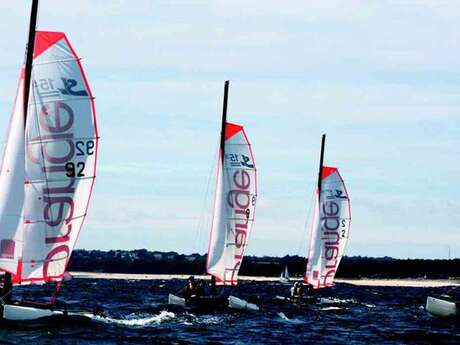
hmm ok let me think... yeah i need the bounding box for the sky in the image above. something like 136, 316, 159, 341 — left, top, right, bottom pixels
0, 1, 459, 259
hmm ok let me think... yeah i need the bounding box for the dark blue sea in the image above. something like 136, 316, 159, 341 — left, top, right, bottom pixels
1, 278, 459, 344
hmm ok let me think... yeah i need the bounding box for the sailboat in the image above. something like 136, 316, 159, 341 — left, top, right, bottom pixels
304, 135, 351, 291
0, 0, 98, 321
279, 266, 290, 283
169, 81, 258, 311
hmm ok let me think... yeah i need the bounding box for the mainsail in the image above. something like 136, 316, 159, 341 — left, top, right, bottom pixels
0, 31, 98, 285
305, 166, 351, 288
206, 123, 257, 285
0, 71, 26, 276
280, 266, 289, 280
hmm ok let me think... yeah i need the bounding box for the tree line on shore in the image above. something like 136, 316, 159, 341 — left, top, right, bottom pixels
67, 249, 460, 279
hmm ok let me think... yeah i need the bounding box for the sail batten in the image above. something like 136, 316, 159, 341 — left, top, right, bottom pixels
206, 122, 257, 285
305, 166, 351, 289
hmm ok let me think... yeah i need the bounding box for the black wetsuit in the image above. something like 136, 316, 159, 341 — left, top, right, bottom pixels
0, 273, 12, 304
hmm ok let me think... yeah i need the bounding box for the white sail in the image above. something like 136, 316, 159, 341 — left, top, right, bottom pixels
206, 123, 257, 285
0, 70, 26, 278
18, 31, 98, 284
283, 266, 289, 279
305, 167, 351, 289
280, 266, 290, 281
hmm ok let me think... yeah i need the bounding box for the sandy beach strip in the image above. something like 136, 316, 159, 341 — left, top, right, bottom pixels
70, 272, 460, 287
334, 278, 460, 288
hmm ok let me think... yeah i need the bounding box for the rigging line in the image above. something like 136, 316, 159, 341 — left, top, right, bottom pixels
192, 143, 218, 254
296, 184, 317, 257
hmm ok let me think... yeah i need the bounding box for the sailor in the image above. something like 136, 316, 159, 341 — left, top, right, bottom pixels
195, 280, 205, 298
290, 282, 301, 299
304, 282, 314, 296
182, 276, 196, 300
209, 276, 217, 296
181, 276, 204, 301
290, 281, 314, 301
0, 272, 13, 304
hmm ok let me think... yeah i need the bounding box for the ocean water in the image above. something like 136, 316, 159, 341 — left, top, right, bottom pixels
1, 278, 459, 344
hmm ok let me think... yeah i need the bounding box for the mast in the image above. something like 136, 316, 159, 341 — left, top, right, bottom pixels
220, 80, 229, 162
24, 0, 39, 128
317, 134, 326, 201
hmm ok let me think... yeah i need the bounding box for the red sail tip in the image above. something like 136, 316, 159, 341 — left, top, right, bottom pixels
225, 122, 243, 140
322, 166, 337, 180
34, 31, 66, 59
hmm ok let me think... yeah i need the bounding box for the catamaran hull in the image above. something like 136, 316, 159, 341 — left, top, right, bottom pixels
168, 294, 228, 309
426, 296, 459, 318
2, 304, 64, 321
168, 294, 186, 307
228, 296, 259, 312
168, 294, 259, 311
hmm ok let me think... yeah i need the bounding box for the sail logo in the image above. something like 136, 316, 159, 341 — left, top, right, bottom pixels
226, 153, 254, 168
27, 100, 79, 280
240, 155, 254, 168
319, 199, 342, 287
33, 77, 88, 100
225, 169, 254, 283
58, 78, 88, 97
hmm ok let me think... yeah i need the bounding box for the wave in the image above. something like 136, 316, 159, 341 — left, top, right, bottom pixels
319, 297, 356, 304
84, 310, 175, 327
277, 312, 305, 324
183, 313, 227, 325
319, 306, 343, 311
362, 303, 376, 308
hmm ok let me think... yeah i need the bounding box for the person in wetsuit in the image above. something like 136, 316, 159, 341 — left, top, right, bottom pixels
209, 276, 217, 296
290, 282, 314, 301
181, 276, 204, 301
0, 272, 13, 304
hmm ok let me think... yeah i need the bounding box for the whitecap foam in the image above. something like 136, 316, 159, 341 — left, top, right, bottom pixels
84, 310, 175, 327
277, 312, 289, 320
319, 297, 356, 304
277, 312, 305, 324
319, 306, 342, 311
363, 303, 376, 308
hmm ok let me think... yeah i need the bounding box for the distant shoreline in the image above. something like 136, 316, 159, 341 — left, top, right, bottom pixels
70, 272, 460, 287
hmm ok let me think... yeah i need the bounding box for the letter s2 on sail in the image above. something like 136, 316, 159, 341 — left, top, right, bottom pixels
305, 167, 351, 289
207, 123, 257, 285
18, 31, 97, 284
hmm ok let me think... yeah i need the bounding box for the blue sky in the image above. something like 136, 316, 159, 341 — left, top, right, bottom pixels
0, 1, 459, 259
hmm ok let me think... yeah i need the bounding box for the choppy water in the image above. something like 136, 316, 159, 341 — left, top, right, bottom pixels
1, 279, 460, 344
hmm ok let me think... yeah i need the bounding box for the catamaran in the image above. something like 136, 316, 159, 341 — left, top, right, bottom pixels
303, 135, 351, 295
169, 81, 258, 311
0, 0, 98, 321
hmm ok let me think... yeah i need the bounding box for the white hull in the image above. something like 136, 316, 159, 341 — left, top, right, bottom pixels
426, 296, 459, 318
168, 294, 186, 307
228, 295, 259, 312
169, 293, 259, 312
3, 304, 64, 321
